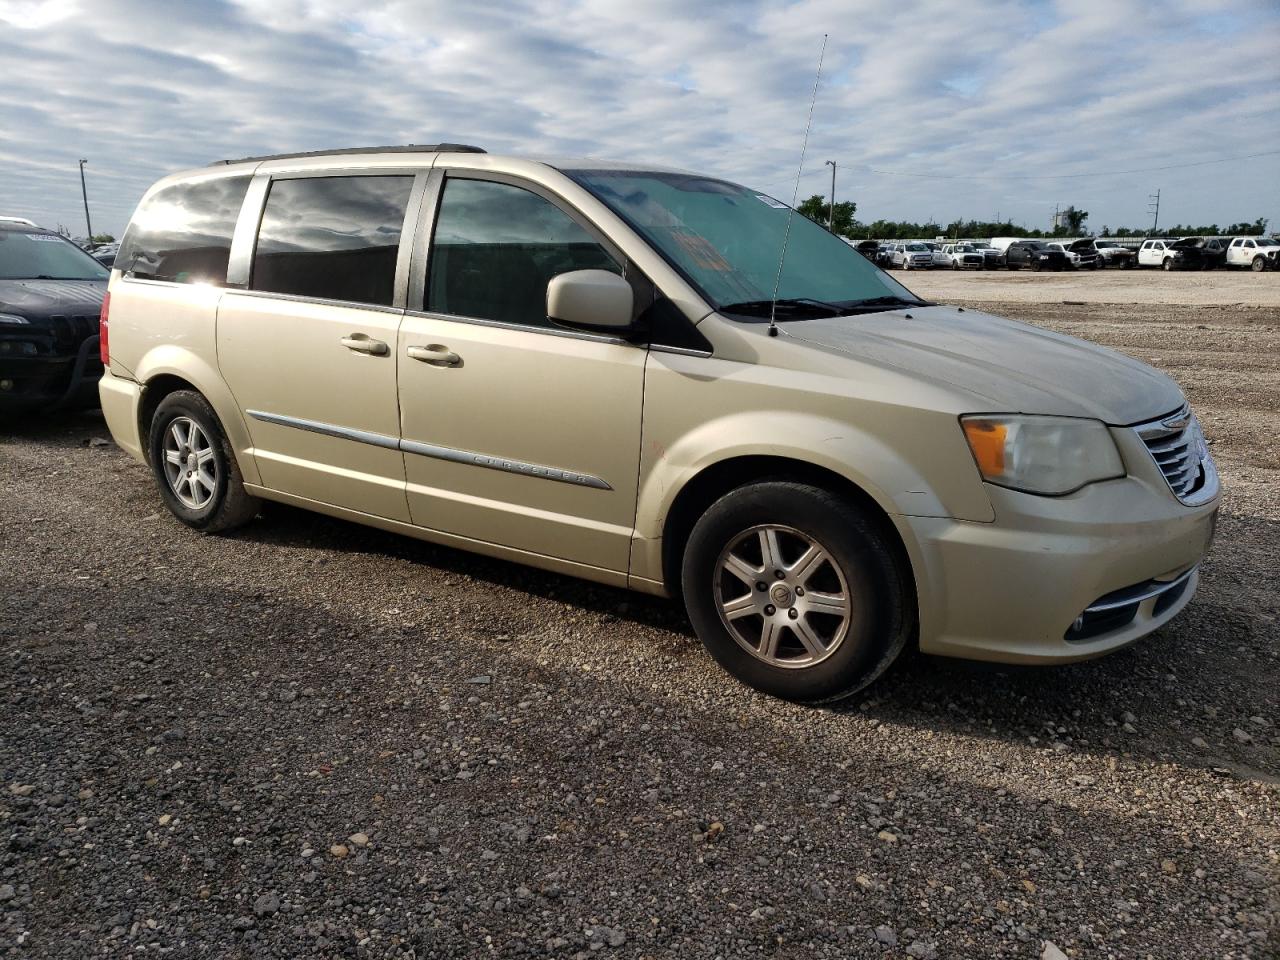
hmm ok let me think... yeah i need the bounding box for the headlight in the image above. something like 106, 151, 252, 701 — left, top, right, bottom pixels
0, 313, 30, 325
961, 415, 1125, 495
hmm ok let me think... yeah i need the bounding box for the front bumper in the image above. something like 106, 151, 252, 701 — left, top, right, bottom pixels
899, 462, 1218, 665
0, 332, 102, 410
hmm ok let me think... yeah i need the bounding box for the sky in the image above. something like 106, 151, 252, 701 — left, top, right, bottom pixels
1, 0, 1277, 239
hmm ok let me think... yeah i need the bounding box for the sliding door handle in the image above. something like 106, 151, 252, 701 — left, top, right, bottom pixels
340, 334, 389, 356
407, 344, 461, 367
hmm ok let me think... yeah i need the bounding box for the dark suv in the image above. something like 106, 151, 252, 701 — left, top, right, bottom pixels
0, 223, 108, 413
1004, 240, 1069, 271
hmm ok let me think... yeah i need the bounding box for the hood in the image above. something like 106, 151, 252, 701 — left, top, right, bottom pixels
783, 305, 1183, 425
0, 278, 107, 320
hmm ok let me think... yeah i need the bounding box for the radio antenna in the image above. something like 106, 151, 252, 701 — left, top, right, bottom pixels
768, 33, 828, 338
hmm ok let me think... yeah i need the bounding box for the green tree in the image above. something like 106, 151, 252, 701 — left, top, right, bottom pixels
89, 233, 115, 245
797, 194, 859, 236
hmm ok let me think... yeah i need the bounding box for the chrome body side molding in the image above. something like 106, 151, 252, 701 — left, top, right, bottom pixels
245, 409, 611, 490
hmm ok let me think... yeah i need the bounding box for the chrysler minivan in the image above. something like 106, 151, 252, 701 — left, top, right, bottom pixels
99, 144, 1219, 702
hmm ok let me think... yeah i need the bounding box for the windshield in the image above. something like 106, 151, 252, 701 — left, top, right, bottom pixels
955, 244, 975, 252
567, 170, 918, 315
905, 243, 929, 252
0, 231, 108, 280
971, 242, 993, 249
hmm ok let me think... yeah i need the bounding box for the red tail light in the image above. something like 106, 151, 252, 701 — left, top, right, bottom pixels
99, 291, 110, 366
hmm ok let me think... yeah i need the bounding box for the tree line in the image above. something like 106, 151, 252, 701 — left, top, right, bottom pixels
795, 196, 1270, 241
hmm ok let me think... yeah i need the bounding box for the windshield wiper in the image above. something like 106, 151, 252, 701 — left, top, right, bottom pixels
838, 295, 929, 312
719, 297, 844, 318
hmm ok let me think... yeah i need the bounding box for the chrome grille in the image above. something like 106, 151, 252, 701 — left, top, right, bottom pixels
1134, 405, 1218, 506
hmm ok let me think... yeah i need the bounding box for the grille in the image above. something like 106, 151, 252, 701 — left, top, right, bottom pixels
1134, 405, 1216, 504
46, 314, 99, 353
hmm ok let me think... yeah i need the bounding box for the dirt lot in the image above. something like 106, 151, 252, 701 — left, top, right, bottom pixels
905, 267, 1280, 307
2, 273, 1277, 959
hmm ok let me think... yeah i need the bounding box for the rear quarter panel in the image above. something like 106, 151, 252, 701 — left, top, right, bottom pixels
106, 277, 260, 485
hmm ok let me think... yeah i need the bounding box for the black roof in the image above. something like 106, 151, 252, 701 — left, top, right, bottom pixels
212, 143, 486, 166
0, 221, 55, 234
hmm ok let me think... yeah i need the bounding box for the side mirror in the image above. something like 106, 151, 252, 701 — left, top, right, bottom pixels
547, 269, 635, 333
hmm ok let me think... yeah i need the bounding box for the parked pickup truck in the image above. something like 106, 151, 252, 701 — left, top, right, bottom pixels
889, 242, 934, 270
1138, 238, 1207, 271
1004, 240, 1069, 271
941, 243, 986, 269
1225, 236, 1280, 272
1047, 239, 1101, 270
1094, 240, 1136, 269
0, 221, 108, 413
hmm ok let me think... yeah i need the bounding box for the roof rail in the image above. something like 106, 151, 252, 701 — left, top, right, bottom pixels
211, 143, 486, 166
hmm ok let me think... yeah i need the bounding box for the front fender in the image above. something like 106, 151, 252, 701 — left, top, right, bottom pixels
636, 407, 995, 546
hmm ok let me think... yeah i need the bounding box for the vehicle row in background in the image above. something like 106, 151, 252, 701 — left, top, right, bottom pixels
850, 235, 1279, 271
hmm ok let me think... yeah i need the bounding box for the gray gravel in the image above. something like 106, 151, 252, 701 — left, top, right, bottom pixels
1, 298, 1277, 958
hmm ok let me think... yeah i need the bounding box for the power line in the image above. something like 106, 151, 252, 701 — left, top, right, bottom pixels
758, 147, 1279, 191
863, 149, 1280, 182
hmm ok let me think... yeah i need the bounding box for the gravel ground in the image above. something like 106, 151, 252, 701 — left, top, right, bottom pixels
2, 283, 1278, 958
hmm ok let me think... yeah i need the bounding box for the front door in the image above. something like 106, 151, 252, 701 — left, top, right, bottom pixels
397, 175, 646, 574
217, 173, 418, 520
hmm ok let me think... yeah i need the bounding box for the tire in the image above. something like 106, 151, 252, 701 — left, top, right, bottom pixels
681, 481, 912, 704
148, 390, 259, 533
1031, 259, 1041, 271
1253, 256, 1266, 273
1163, 258, 1173, 271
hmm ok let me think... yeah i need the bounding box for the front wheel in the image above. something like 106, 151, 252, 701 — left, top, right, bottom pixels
681, 481, 911, 703
148, 390, 260, 532
1163, 258, 1174, 271
1253, 256, 1267, 273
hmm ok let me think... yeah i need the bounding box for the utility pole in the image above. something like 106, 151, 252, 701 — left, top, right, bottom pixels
1148, 189, 1161, 236
78, 159, 93, 244
824, 160, 836, 233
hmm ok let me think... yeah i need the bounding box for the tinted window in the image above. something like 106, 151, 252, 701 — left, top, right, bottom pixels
252, 176, 414, 306
118, 176, 250, 284
426, 178, 620, 328
0, 231, 107, 281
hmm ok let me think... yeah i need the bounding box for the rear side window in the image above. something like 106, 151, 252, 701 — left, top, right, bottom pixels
252, 176, 415, 307
118, 176, 250, 285
426, 178, 620, 329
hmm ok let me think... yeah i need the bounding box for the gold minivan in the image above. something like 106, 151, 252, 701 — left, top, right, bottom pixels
99, 144, 1219, 702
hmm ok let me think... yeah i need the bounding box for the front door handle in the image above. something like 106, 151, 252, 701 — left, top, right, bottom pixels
407, 344, 461, 367
340, 334, 389, 356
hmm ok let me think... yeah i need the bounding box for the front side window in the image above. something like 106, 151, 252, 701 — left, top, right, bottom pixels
568, 170, 917, 319
117, 176, 250, 284
252, 175, 415, 306
0, 230, 107, 281
426, 178, 620, 329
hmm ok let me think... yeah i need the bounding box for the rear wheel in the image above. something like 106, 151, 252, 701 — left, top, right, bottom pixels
681, 481, 911, 703
148, 390, 259, 532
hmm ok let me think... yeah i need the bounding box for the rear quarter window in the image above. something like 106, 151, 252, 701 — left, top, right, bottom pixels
117, 176, 251, 285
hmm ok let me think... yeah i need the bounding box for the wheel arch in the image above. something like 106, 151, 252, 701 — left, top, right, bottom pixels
658, 455, 919, 625
134, 348, 260, 485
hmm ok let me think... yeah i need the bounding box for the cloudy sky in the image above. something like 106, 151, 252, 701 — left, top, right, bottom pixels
2, 0, 1277, 239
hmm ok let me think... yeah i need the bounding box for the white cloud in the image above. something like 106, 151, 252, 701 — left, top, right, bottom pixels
0, 0, 1276, 237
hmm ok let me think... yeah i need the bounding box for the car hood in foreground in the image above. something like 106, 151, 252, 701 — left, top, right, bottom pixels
0, 278, 107, 319
783, 305, 1183, 425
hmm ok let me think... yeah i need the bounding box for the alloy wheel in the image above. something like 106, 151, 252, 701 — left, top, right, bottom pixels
713, 525, 853, 669
162, 416, 218, 509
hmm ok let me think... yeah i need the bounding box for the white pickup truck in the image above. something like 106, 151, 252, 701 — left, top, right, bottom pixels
1225, 236, 1279, 272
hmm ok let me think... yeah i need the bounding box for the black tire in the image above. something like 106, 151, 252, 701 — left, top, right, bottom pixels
148, 390, 259, 533
1163, 258, 1173, 271
1252, 256, 1266, 273
681, 481, 912, 704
